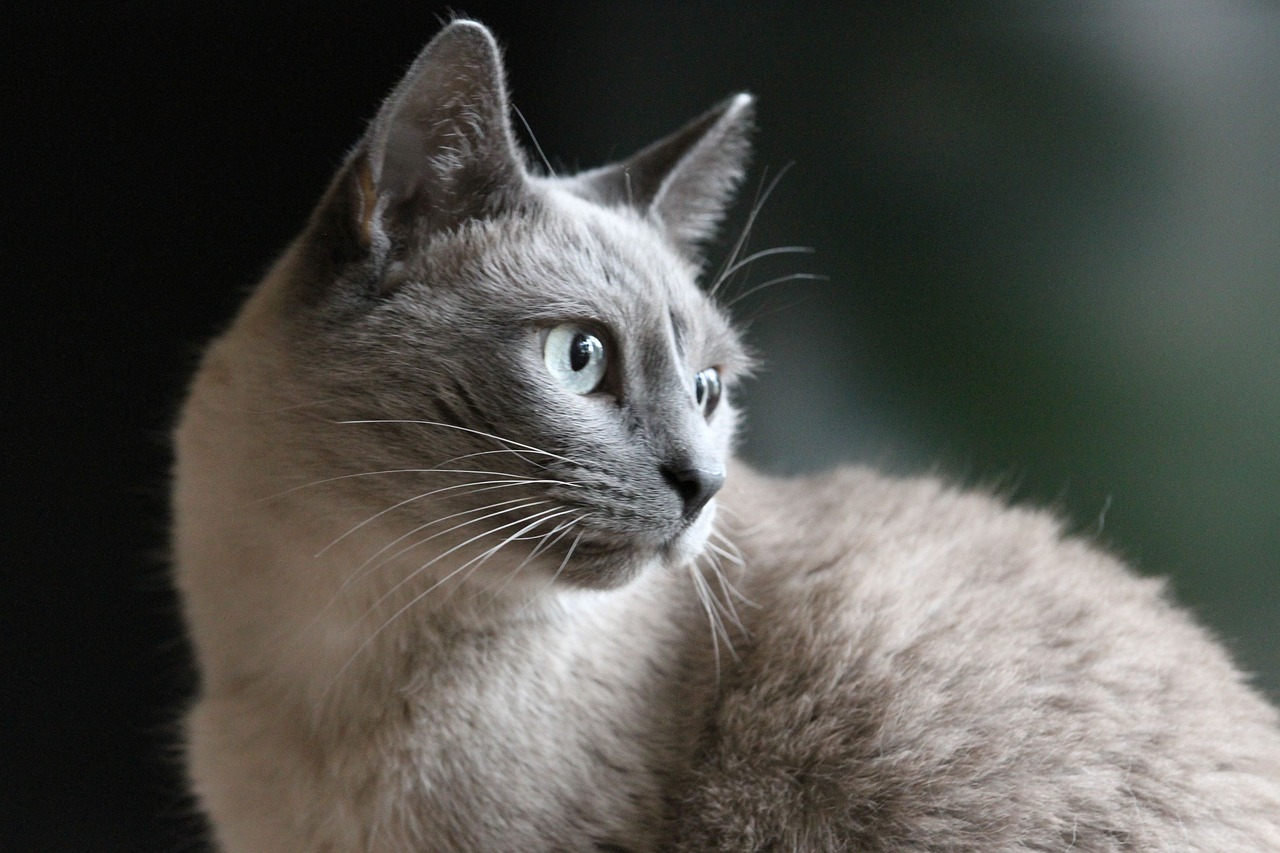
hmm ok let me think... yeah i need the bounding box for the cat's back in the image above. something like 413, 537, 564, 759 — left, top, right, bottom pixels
674, 463, 1280, 851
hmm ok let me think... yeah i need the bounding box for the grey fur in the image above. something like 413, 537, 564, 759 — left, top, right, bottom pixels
172, 20, 1280, 852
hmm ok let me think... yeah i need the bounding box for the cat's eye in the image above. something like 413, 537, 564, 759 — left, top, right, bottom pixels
694, 367, 722, 418
544, 324, 608, 395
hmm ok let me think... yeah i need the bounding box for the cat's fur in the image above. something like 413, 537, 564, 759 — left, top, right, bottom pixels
173, 20, 1280, 852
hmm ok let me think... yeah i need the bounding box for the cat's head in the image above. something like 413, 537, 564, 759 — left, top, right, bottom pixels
263, 21, 754, 591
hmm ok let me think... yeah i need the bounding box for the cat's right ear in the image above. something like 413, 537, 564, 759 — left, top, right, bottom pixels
572, 94, 755, 262
321, 21, 528, 272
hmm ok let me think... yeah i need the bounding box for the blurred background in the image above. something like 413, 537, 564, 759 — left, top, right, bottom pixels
6, 2, 1278, 849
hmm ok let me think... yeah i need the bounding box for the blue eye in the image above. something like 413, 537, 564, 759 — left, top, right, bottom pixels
694, 367, 722, 418
544, 324, 607, 395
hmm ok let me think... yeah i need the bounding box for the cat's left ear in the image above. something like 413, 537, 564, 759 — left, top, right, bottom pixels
351, 20, 527, 252
572, 94, 755, 260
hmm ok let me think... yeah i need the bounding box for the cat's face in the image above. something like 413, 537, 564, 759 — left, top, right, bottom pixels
271, 22, 755, 590
292, 194, 748, 588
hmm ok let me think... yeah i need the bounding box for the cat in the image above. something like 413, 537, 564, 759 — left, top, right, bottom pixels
172, 19, 1280, 852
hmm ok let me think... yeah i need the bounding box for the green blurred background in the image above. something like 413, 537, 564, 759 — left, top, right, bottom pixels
7, 2, 1277, 848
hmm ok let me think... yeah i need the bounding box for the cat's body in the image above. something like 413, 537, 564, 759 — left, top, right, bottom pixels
173, 21, 1280, 852
678, 465, 1280, 849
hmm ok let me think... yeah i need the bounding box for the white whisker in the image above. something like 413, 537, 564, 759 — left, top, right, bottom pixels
482, 515, 581, 601
724, 272, 827, 309
336, 419, 578, 464
315, 477, 565, 558
528, 517, 581, 559
512, 103, 555, 177
709, 530, 758, 611
690, 559, 731, 680
516, 514, 597, 615
707, 555, 749, 636
323, 506, 578, 695
447, 510, 585, 599
343, 499, 553, 594
251, 467, 552, 505
715, 504, 770, 537
305, 498, 552, 635
547, 526, 585, 585
322, 484, 537, 558
710, 162, 794, 296
366, 505, 573, 618
431, 446, 551, 471
706, 539, 745, 568
715, 245, 815, 288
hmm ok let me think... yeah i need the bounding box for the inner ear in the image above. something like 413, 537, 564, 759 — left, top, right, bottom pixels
363, 20, 529, 244
354, 154, 380, 249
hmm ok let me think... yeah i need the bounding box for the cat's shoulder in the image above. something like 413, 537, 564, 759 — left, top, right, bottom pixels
725, 461, 1201, 659
727, 461, 1127, 589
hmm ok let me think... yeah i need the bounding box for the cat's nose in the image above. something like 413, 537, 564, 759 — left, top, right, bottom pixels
662, 463, 725, 520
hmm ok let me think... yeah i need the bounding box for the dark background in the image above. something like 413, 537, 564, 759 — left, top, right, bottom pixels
7, 2, 1278, 849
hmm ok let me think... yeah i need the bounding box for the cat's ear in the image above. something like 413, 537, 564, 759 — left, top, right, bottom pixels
349, 20, 527, 251
575, 94, 755, 259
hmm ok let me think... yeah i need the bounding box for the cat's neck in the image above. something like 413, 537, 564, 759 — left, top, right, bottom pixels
176, 452, 620, 692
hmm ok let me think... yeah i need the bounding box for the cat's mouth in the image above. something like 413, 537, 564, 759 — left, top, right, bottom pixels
546, 504, 715, 588
573, 519, 701, 560
547, 534, 648, 589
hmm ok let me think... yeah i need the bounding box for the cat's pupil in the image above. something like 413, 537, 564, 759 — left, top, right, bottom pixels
570, 334, 593, 372
695, 373, 707, 405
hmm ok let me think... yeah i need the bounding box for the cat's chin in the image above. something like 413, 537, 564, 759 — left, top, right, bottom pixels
552, 544, 653, 590
552, 505, 717, 591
